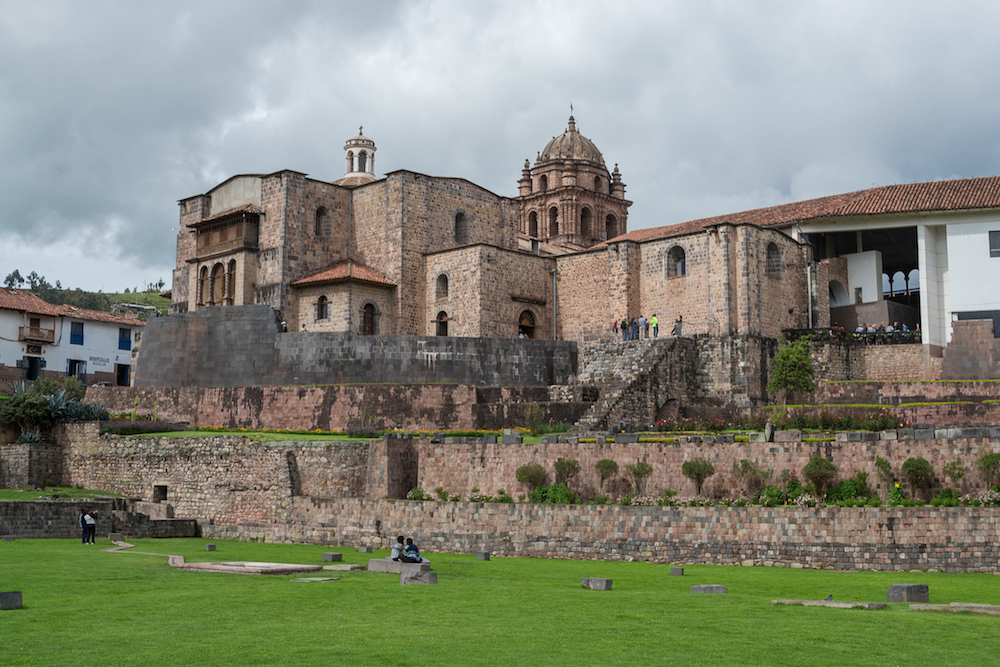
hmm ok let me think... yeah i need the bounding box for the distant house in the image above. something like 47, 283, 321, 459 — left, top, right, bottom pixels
0, 289, 145, 386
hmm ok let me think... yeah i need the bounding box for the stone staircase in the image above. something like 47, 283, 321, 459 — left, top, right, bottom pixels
567, 338, 679, 434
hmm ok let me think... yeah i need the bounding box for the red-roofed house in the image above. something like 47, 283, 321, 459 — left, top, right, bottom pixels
0, 289, 144, 385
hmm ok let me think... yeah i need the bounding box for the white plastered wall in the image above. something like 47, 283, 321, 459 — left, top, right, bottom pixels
947, 220, 1000, 312
846, 251, 883, 304
918, 224, 950, 347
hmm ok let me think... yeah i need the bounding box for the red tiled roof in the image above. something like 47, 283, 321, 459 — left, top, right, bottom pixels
0, 289, 64, 316
58, 305, 146, 326
291, 260, 396, 288
604, 175, 1000, 245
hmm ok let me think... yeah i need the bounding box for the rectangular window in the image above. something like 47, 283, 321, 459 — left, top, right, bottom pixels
119, 327, 132, 350
990, 230, 1000, 257
70, 321, 84, 345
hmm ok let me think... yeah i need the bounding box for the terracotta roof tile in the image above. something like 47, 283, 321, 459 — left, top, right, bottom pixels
0, 289, 64, 316
604, 175, 1000, 245
58, 305, 146, 326
291, 260, 396, 288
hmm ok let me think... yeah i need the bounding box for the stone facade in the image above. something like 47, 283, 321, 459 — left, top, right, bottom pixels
207, 498, 1000, 573
0, 444, 63, 489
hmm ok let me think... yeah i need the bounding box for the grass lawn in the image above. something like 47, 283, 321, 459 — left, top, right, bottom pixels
0, 487, 121, 501
3, 538, 999, 666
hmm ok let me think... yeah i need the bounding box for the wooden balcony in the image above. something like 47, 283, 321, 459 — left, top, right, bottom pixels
19, 326, 55, 344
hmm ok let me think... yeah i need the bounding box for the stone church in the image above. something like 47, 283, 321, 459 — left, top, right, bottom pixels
169, 116, 1000, 378
169, 117, 630, 341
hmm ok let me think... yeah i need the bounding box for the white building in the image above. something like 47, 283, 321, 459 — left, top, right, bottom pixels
0, 289, 144, 387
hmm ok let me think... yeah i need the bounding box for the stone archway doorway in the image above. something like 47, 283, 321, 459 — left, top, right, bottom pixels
519, 310, 536, 339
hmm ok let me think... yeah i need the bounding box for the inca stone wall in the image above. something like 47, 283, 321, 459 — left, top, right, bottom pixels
207, 498, 1000, 573
0, 444, 63, 489
133, 305, 577, 388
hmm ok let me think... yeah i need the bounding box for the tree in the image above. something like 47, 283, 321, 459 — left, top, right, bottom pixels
681, 458, 716, 495
595, 459, 618, 492
802, 455, 838, 498
0, 392, 52, 434
554, 458, 582, 486
901, 457, 933, 500
515, 463, 547, 493
626, 461, 653, 496
976, 452, 1000, 486
943, 460, 967, 490
732, 458, 773, 499
766, 338, 815, 407
4, 269, 23, 288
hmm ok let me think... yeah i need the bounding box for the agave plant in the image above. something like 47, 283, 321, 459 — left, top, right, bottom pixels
7, 379, 28, 395
47, 390, 69, 421
16, 428, 42, 443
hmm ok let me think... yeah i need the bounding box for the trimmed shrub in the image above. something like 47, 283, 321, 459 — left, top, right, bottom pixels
595, 459, 619, 491
554, 458, 582, 486
625, 461, 653, 496
901, 457, 933, 500
802, 456, 838, 498
515, 462, 547, 493
681, 458, 715, 495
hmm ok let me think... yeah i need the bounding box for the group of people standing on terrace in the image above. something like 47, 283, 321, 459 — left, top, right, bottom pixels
853, 321, 920, 343
612, 315, 683, 342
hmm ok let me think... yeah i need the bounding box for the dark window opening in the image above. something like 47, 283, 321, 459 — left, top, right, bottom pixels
118, 328, 131, 351
362, 304, 376, 336
518, 310, 536, 339
454, 211, 469, 245
116, 364, 130, 387
70, 322, 84, 345
666, 246, 687, 278
990, 230, 1000, 257
316, 295, 328, 320
436, 311, 448, 336
153, 485, 168, 503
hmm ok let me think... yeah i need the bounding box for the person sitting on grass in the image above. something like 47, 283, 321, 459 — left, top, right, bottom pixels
404, 537, 423, 563
390, 535, 406, 561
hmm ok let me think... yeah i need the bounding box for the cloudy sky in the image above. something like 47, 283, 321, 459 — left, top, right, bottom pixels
4, 0, 1000, 292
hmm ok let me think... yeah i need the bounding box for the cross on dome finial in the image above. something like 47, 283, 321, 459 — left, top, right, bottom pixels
359, 125, 363, 135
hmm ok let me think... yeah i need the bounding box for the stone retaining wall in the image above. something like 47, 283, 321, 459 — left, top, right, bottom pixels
203, 498, 1000, 573
0, 499, 120, 538
84, 384, 585, 432
0, 443, 63, 489
134, 305, 578, 388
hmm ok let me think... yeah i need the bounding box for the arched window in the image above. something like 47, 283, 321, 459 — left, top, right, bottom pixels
595, 176, 602, 192
454, 211, 469, 245
362, 303, 376, 335
198, 266, 208, 305
765, 242, 782, 277
346, 151, 354, 172
358, 151, 367, 172
581, 207, 593, 239
540, 175, 548, 192
907, 269, 920, 292
518, 310, 536, 339
606, 214, 617, 239
528, 211, 538, 237
666, 246, 686, 278
315, 207, 328, 236
316, 295, 328, 320
829, 280, 850, 308
890, 271, 907, 296
210, 263, 225, 305
226, 260, 236, 303
436, 274, 449, 300
436, 311, 448, 336
548, 207, 558, 237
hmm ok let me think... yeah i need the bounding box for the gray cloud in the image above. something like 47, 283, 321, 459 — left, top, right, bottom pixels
3, 0, 1000, 290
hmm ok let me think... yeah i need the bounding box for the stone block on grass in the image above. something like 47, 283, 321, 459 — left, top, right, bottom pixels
671, 567, 684, 576
477, 551, 490, 561
0, 591, 23, 610
108, 532, 123, 542
368, 558, 430, 573
357, 546, 372, 553
2, 535, 14, 542
887, 583, 928, 603
205, 544, 216, 551
691, 585, 727, 594
168, 555, 185, 566
580, 578, 612, 591
322, 552, 342, 562
401, 572, 437, 585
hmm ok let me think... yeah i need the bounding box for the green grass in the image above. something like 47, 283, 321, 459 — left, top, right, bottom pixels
0, 486, 121, 501
4, 538, 1000, 665
140, 430, 375, 442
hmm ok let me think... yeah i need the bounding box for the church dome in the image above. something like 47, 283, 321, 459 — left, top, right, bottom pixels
539, 116, 605, 166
